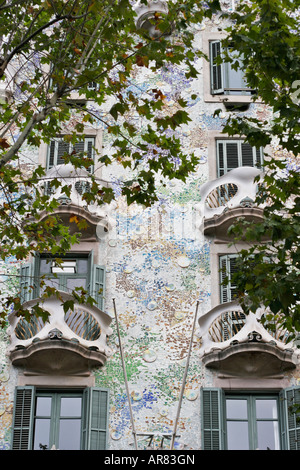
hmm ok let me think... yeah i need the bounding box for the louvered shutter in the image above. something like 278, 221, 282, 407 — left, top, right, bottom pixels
228, 255, 238, 300
57, 140, 69, 165
12, 386, 35, 450
219, 255, 229, 304
241, 143, 255, 166
255, 147, 264, 168
219, 255, 238, 303
92, 265, 106, 310
217, 141, 239, 177
201, 388, 225, 450
48, 141, 56, 168
217, 140, 264, 177
82, 387, 109, 450
86, 137, 94, 172
210, 41, 224, 94
280, 387, 300, 450
20, 263, 33, 303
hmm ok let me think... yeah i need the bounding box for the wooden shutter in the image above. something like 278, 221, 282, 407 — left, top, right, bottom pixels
201, 388, 225, 450
210, 41, 224, 94
12, 386, 35, 450
280, 387, 300, 450
82, 387, 109, 450
92, 265, 106, 310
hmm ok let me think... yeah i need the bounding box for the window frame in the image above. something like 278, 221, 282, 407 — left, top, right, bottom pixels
19, 251, 106, 310
209, 40, 253, 97
39, 253, 92, 294
201, 387, 300, 450
216, 139, 264, 177
33, 389, 84, 450
225, 393, 281, 450
11, 386, 110, 450
203, 33, 257, 104
46, 136, 95, 171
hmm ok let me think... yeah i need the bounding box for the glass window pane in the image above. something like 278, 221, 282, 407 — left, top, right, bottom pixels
66, 278, 86, 290
226, 398, 248, 419
256, 399, 278, 419
227, 422, 249, 450
40, 259, 52, 274
60, 397, 82, 417
43, 278, 60, 290
33, 419, 51, 450
77, 259, 88, 273
257, 421, 280, 450
59, 419, 81, 450
36, 396, 52, 416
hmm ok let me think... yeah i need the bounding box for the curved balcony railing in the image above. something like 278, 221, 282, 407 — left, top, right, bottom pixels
133, 0, 170, 38
199, 166, 263, 220
35, 164, 116, 237
8, 292, 113, 353
199, 301, 294, 355
7, 292, 113, 373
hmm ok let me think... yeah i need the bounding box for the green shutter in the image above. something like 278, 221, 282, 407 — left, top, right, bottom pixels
92, 265, 106, 310
20, 263, 33, 303
201, 388, 225, 450
280, 387, 300, 450
11, 386, 35, 450
210, 41, 224, 94
82, 387, 109, 450
20, 256, 39, 303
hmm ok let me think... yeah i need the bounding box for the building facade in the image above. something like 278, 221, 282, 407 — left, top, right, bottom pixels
0, 1, 299, 451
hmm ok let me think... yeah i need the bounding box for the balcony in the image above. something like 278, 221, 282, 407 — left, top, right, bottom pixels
7, 291, 113, 375
134, 0, 171, 38
198, 301, 299, 377
198, 167, 264, 241
36, 164, 116, 240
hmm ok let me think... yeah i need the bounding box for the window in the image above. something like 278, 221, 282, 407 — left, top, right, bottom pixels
210, 41, 252, 96
12, 386, 109, 450
201, 387, 300, 450
19, 252, 106, 310
226, 394, 280, 450
217, 140, 264, 177
46, 136, 95, 171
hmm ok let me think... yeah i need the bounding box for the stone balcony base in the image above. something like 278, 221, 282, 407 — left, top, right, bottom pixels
10, 336, 107, 376
202, 339, 297, 378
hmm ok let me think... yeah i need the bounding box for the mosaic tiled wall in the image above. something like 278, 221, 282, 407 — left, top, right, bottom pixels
0, 13, 299, 451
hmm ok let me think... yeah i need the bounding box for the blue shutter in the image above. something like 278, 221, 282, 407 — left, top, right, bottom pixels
280, 387, 300, 450
11, 386, 35, 450
201, 388, 225, 450
82, 387, 109, 450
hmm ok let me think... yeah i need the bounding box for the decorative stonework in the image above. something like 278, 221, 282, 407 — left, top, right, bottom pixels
7, 292, 113, 375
